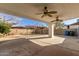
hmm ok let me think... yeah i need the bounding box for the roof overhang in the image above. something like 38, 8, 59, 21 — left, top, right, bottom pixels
0, 3, 79, 23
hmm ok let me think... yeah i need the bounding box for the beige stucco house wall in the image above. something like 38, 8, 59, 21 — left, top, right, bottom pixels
9, 27, 48, 35
9, 28, 34, 35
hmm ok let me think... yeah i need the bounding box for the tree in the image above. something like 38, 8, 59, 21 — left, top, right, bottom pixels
0, 20, 11, 35
55, 21, 64, 29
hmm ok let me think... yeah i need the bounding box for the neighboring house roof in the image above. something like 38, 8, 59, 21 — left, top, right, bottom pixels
63, 18, 79, 26
11, 27, 26, 29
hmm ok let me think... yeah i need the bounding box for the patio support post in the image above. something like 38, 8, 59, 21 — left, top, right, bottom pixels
48, 22, 55, 38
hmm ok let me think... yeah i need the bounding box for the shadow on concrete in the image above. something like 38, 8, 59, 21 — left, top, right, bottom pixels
0, 38, 43, 56
36, 45, 79, 56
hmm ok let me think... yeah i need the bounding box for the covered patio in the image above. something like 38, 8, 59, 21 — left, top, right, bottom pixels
0, 3, 79, 56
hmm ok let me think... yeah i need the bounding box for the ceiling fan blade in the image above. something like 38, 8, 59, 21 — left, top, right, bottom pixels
48, 11, 57, 14
47, 14, 52, 17
36, 13, 43, 15
59, 20, 63, 21
56, 16, 60, 21
51, 20, 56, 22
41, 14, 45, 18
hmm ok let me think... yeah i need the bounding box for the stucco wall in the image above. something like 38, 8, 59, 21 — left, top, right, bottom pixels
9, 28, 34, 35
9, 28, 48, 35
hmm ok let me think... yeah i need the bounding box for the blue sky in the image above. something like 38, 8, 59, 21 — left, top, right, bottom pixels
0, 13, 78, 27
0, 13, 48, 27
63, 18, 79, 26
14, 18, 48, 27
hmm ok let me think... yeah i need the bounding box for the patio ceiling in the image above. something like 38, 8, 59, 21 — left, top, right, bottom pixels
0, 3, 79, 23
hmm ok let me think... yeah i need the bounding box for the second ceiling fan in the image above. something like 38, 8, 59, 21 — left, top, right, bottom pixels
51, 16, 63, 22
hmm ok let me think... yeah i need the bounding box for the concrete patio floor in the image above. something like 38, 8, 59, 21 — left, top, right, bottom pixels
0, 35, 79, 56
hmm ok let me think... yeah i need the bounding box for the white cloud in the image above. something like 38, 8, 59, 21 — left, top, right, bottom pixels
0, 13, 22, 25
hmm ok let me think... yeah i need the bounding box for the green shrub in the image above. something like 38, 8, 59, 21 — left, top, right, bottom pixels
0, 20, 11, 35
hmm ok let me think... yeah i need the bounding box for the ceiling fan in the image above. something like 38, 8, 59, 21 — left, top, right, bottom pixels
51, 16, 64, 29
36, 6, 57, 18
51, 16, 63, 22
